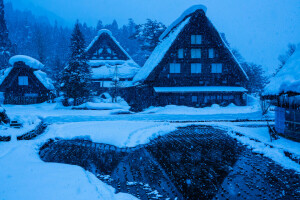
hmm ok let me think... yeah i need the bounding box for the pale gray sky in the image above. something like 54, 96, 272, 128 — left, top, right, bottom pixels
5, 0, 300, 74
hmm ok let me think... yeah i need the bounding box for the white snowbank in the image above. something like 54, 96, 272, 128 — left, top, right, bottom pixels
133, 17, 191, 83
9, 55, 44, 70
73, 102, 130, 111
142, 102, 261, 115
264, 45, 300, 95
0, 142, 137, 200
154, 86, 247, 93
34, 70, 55, 90
0, 67, 12, 85
42, 121, 180, 148
0, 115, 41, 138
159, 5, 207, 41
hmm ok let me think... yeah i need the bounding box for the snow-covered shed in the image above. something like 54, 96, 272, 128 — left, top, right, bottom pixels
130, 5, 248, 109
263, 45, 300, 140
0, 55, 55, 104
85, 29, 140, 94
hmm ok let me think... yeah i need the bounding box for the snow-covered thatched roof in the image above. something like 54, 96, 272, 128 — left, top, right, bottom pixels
133, 17, 191, 83
159, 5, 207, 41
133, 5, 248, 83
86, 29, 140, 80
0, 67, 12, 85
89, 60, 140, 79
9, 55, 44, 70
0, 55, 55, 91
264, 45, 300, 96
86, 29, 132, 60
33, 70, 55, 90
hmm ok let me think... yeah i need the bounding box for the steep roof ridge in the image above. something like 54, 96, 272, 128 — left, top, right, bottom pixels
86, 29, 135, 63
133, 17, 191, 83
159, 5, 207, 41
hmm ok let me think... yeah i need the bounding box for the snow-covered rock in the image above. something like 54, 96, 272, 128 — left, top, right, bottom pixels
9, 55, 44, 70
264, 45, 300, 95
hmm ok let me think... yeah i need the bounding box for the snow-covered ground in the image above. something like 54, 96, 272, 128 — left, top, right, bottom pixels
206, 121, 300, 173
43, 121, 180, 147
1, 95, 263, 124
0, 140, 137, 200
0, 120, 183, 200
2, 98, 299, 200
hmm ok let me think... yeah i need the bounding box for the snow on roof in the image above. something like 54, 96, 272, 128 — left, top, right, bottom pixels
154, 86, 248, 93
0, 67, 12, 86
9, 55, 44, 70
86, 29, 132, 60
264, 45, 300, 95
33, 70, 55, 90
90, 60, 140, 79
217, 32, 249, 80
133, 17, 191, 83
159, 5, 207, 41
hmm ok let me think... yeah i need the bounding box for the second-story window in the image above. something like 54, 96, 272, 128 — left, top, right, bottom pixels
18, 76, 28, 86
191, 35, 202, 44
170, 63, 181, 73
209, 48, 214, 58
211, 63, 222, 73
191, 49, 201, 58
191, 63, 202, 73
178, 49, 184, 58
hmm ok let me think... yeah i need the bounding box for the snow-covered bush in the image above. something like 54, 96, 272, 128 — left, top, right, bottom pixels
0, 106, 10, 124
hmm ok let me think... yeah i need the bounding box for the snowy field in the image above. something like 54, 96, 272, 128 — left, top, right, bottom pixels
1, 100, 299, 200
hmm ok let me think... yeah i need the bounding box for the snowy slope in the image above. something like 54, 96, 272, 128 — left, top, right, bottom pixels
264, 45, 300, 95
133, 17, 191, 83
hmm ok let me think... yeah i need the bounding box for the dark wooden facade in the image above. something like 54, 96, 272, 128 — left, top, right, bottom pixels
130, 8, 248, 110
0, 61, 52, 104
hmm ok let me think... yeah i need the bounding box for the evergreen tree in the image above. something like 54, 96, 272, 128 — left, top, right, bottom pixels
60, 22, 92, 106
96, 20, 103, 30
0, 0, 13, 68
232, 48, 268, 93
131, 19, 166, 52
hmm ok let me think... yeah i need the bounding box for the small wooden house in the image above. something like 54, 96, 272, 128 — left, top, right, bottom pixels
85, 29, 140, 95
131, 5, 248, 109
0, 55, 55, 104
263, 46, 300, 141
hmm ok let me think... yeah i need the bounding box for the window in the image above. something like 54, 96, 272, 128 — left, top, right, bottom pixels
191, 63, 202, 73
178, 49, 184, 58
191, 49, 201, 58
211, 63, 222, 73
209, 48, 214, 58
192, 96, 197, 102
191, 35, 202, 44
170, 63, 181, 73
18, 76, 28, 86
